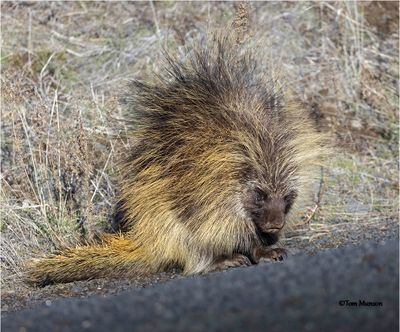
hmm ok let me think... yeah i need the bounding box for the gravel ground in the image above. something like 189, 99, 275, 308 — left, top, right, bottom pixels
2, 239, 398, 332
1, 218, 398, 313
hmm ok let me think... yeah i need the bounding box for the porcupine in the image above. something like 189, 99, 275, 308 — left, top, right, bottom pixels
25, 33, 326, 286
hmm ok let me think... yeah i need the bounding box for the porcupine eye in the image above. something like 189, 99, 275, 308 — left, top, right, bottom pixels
284, 190, 297, 214
254, 188, 268, 205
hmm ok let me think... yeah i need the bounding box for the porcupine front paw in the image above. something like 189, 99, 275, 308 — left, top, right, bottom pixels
208, 253, 252, 272
252, 247, 287, 264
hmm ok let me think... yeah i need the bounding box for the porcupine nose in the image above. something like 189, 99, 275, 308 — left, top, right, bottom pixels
263, 216, 284, 233
261, 199, 285, 233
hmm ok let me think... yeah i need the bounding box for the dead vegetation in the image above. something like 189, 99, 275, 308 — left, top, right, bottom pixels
1, 1, 398, 297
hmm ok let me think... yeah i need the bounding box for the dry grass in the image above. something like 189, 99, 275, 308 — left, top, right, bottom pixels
1, 1, 398, 291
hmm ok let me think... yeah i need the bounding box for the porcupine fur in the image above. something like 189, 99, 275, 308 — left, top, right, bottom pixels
25, 33, 327, 286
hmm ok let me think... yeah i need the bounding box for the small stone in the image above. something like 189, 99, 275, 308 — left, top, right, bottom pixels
82, 320, 92, 329
350, 119, 363, 130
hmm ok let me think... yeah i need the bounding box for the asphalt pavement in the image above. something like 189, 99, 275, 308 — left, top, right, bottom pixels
2, 240, 399, 332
